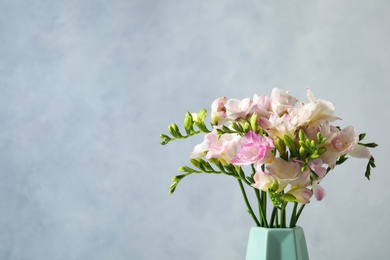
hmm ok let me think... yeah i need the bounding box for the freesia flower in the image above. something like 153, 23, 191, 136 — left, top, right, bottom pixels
266, 158, 301, 192
290, 88, 341, 127
224, 97, 253, 121
231, 130, 274, 167
270, 88, 297, 116
331, 126, 358, 153
349, 144, 372, 159
191, 129, 240, 162
286, 187, 313, 204
248, 94, 271, 119
321, 126, 360, 168
211, 96, 227, 125
258, 113, 299, 140
252, 169, 274, 192
311, 181, 326, 201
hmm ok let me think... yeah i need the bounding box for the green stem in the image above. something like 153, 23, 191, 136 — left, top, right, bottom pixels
261, 190, 267, 223
294, 204, 306, 226
280, 202, 287, 228
275, 208, 279, 228
238, 179, 260, 226
270, 206, 277, 228
255, 189, 269, 228
289, 202, 298, 228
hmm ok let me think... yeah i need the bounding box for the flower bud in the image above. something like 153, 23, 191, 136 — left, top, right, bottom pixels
178, 166, 188, 172
318, 147, 327, 155
190, 158, 201, 168
274, 138, 286, 156
231, 122, 243, 133
269, 191, 282, 206
160, 134, 171, 145
269, 182, 279, 193
184, 112, 194, 134
250, 113, 259, 133
243, 122, 251, 133
197, 109, 207, 122
172, 174, 185, 181
317, 132, 325, 144
281, 193, 296, 203
299, 129, 306, 141
299, 146, 306, 157
168, 123, 180, 137
283, 135, 296, 151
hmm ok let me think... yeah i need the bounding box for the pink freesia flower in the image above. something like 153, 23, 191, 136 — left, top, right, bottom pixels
258, 113, 299, 140
312, 181, 326, 201
286, 187, 313, 204
211, 96, 227, 125
321, 125, 360, 168
251, 169, 273, 192
225, 98, 252, 121
266, 158, 301, 192
247, 94, 271, 119
191, 129, 240, 162
331, 126, 358, 153
231, 130, 274, 166
349, 144, 371, 159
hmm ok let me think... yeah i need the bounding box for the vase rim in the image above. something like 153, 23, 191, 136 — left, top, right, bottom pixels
250, 226, 303, 230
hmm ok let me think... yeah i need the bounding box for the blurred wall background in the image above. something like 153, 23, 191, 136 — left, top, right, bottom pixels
0, 0, 388, 259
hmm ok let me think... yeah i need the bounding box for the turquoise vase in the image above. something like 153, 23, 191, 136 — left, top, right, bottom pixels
246, 226, 309, 260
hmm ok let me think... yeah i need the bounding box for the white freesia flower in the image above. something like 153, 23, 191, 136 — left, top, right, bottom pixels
270, 88, 297, 116
290, 88, 341, 127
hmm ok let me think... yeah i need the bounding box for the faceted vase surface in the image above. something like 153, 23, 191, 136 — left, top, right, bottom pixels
246, 226, 309, 260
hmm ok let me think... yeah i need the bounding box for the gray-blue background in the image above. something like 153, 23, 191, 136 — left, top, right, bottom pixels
0, 0, 388, 259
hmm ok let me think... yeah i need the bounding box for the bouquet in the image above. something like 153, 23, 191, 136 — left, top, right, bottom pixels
160, 88, 377, 228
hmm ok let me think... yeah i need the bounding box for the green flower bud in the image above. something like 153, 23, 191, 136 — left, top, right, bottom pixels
317, 132, 326, 144
197, 109, 207, 122
299, 146, 306, 157
281, 193, 296, 203
160, 134, 171, 145
172, 174, 185, 181
318, 147, 327, 155
244, 122, 251, 133
283, 135, 296, 151
274, 138, 286, 156
168, 123, 181, 137
250, 113, 259, 133
190, 158, 201, 168
184, 112, 194, 134
231, 122, 243, 133
168, 124, 176, 136
269, 182, 279, 193
178, 166, 189, 172
169, 182, 178, 194
299, 129, 306, 141
269, 191, 282, 207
